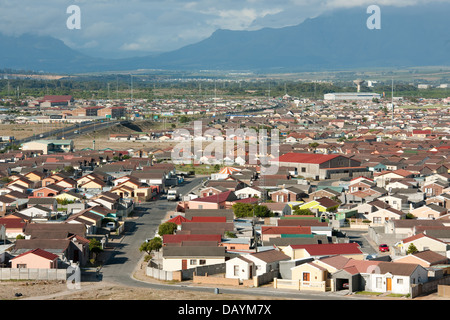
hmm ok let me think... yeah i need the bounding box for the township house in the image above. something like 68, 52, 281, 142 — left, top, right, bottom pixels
225, 249, 290, 281
186, 191, 238, 210
0, 142, 188, 276
2, 104, 450, 296
10, 248, 59, 269
272, 153, 369, 180
144, 146, 450, 294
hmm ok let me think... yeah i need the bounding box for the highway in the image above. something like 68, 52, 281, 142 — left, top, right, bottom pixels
6, 120, 123, 148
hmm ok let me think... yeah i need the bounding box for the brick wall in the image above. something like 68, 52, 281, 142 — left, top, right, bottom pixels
193, 274, 240, 286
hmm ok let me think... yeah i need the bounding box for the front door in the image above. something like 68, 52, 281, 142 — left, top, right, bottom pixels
182, 259, 187, 270
386, 278, 392, 291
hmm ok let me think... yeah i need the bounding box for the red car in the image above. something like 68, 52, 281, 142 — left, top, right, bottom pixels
379, 244, 389, 252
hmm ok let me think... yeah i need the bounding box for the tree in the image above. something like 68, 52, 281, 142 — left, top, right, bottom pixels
158, 222, 178, 236
140, 237, 162, 254
179, 115, 190, 123
232, 202, 254, 218
89, 238, 103, 260
0, 176, 11, 183
63, 165, 75, 174
293, 207, 314, 215
406, 243, 418, 255
232, 203, 273, 218
326, 205, 339, 213
253, 205, 273, 218
224, 231, 237, 238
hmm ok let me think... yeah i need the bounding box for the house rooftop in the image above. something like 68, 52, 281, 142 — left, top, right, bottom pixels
274, 153, 340, 164
11, 248, 58, 261
249, 249, 290, 263
289, 243, 363, 256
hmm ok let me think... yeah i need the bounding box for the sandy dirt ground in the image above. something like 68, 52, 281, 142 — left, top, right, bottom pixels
0, 123, 65, 140
1, 259, 447, 300
1, 207, 447, 301
72, 135, 177, 151
0, 260, 286, 301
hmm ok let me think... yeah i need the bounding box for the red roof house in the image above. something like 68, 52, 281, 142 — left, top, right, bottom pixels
10, 248, 59, 269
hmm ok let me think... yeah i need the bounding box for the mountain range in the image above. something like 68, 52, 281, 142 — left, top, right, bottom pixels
1, 4, 449, 74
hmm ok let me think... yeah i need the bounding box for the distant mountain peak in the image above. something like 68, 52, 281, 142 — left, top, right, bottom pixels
0, 3, 449, 73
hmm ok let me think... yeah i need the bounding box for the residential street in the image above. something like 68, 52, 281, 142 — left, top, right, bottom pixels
95, 177, 376, 300
99, 177, 206, 284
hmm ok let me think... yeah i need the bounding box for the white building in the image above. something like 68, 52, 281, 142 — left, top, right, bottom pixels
324, 92, 381, 101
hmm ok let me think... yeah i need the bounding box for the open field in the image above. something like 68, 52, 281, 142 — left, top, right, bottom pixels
0, 123, 66, 140
73, 135, 177, 151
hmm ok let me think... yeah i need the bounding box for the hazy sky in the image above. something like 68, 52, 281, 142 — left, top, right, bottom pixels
0, 0, 448, 58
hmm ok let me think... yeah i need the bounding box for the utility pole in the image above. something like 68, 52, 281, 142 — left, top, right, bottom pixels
130, 74, 133, 103
391, 78, 394, 125
116, 75, 119, 100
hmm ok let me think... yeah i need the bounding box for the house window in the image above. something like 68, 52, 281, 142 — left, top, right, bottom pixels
198, 205, 203, 209
190, 259, 197, 265
17, 264, 27, 268
376, 277, 382, 289
302, 272, 310, 282
301, 167, 306, 173
37, 193, 44, 197
397, 278, 403, 285
373, 217, 382, 224
199, 260, 206, 265
234, 265, 239, 276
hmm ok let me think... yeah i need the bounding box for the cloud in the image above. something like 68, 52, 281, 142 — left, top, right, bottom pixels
0, 0, 449, 58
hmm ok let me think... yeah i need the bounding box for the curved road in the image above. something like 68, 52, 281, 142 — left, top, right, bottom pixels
98, 177, 369, 300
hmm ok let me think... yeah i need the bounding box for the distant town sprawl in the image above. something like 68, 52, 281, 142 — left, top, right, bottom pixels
0, 76, 449, 300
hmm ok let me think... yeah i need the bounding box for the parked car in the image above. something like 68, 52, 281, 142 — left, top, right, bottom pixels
106, 221, 116, 230
379, 244, 389, 252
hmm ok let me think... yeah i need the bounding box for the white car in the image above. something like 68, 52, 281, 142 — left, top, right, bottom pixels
106, 222, 116, 230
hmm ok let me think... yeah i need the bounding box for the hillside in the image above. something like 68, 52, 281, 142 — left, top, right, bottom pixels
0, 4, 449, 73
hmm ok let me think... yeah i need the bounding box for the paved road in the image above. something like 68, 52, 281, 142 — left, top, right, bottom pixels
6, 120, 122, 148
342, 229, 378, 256
100, 177, 206, 285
